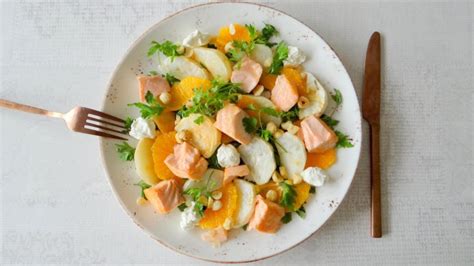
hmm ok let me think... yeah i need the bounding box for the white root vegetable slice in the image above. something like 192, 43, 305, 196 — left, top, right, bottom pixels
233, 179, 257, 228
135, 138, 160, 185
275, 132, 307, 179
175, 114, 221, 158
298, 72, 328, 119
159, 56, 210, 80
193, 47, 232, 82
238, 137, 276, 185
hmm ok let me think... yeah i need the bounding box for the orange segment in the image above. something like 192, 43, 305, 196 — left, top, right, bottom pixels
167, 77, 211, 111
199, 183, 238, 229
236, 95, 258, 117
282, 67, 307, 96
215, 24, 251, 52
153, 111, 176, 133
292, 182, 311, 211
259, 73, 277, 90
151, 131, 177, 179
305, 148, 337, 169
256, 181, 310, 211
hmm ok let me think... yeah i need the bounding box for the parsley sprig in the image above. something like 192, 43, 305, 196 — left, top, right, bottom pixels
268, 41, 289, 74
164, 73, 180, 86
128, 91, 164, 119
148, 40, 184, 60
115, 142, 135, 161
226, 24, 279, 63
135, 180, 151, 198
335, 130, 354, 148
122, 117, 133, 134
178, 79, 241, 118
279, 182, 297, 210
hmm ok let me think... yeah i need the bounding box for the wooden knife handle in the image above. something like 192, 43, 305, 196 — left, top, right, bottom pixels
370, 123, 382, 237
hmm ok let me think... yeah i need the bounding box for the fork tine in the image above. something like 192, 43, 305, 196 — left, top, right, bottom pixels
85, 122, 127, 135
87, 116, 125, 129
80, 128, 127, 140
84, 108, 125, 123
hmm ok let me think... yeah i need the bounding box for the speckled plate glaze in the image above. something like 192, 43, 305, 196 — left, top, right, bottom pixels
99, 2, 361, 263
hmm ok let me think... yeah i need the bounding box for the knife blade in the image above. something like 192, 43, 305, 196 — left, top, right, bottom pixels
362, 32, 382, 238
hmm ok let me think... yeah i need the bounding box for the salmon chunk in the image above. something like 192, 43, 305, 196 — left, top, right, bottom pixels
224, 165, 250, 185
144, 178, 184, 214
230, 57, 263, 93
247, 195, 285, 233
270, 75, 299, 111
300, 115, 337, 153
137, 75, 170, 102
164, 142, 208, 179
201, 228, 228, 247
214, 104, 253, 145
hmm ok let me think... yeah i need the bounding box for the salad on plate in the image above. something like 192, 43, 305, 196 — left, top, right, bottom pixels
116, 23, 353, 247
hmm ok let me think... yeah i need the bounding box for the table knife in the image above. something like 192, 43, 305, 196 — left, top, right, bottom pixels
362, 32, 382, 238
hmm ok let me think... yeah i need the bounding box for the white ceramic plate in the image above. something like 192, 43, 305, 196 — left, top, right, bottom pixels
99, 2, 361, 263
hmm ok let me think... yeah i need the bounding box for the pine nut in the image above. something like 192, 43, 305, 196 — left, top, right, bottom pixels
253, 85, 264, 96
211, 191, 223, 200
212, 200, 222, 211
281, 121, 293, 130
297, 96, 310, 109
159, 92, 171, 104
266, 189, 278, 202
176, 45, 185, 54
272, 171, 283, 183
274, 129, 284, 138
261, 90, 271, 99
136, 197, 147, 206
266, 122, 277, 134
175, 130, 188, 143
292, 174, 303, 185
287, 125, 300, 135
279, 166, 288, 177
224, 42, 234, 53
223, 218, 232, 230
264, 58, 272, 67
207, 197, 214, 207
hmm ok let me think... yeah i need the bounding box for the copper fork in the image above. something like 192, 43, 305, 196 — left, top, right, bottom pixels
0, 99, 128, 140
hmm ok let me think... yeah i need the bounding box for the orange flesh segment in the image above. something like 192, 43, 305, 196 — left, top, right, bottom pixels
153, 111, 176, 133
215, 24, 251, 52
259, 73, 277, 90
236, 96, 258, 117
199, 183, 238, 229
256, 181, 311, 211
167, 77, 211, 111
305, 148, 337, 169
151, 131, 177, 179
282, 67, 307, 96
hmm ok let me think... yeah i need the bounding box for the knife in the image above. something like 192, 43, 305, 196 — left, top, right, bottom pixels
362, 32, 382, 238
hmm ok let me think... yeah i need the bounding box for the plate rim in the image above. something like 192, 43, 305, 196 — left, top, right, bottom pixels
98, 1, 362, 263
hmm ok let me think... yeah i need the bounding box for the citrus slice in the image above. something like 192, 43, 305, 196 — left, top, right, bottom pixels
305, 148, 337, 169
167, 77, 211, 111
153, 111, 176, 133
199, 182, 238, 229
282, 67, 307, 96
215, 23, 251, 52
151, 131, 177, 179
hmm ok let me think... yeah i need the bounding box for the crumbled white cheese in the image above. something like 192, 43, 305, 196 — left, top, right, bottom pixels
284, 46, 306, 66
182, 30, 211, 48
180, 202, 201, 230
300, 167, 328, 187
129, 117, 156, 140
217, 144, 240, 168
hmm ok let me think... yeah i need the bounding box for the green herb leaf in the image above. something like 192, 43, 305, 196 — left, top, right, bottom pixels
164, 73, 180, 86
115, 142, 135, 161
261, 107, 280, 117
183, 187, 203, 201
280, 106, 299, 122
194, 115, 204, 125
245, 103, 257, 111
259, 129, 273, 142
258, 24, 278, 46
268, 41, 288, 74
208, 150, 223, 169
135, 180, 151, 198
279, 182, 297, 210
148, 70, 158, 76
242, 117, 258, 134
178, 79, 241, 118
320, 114, 339, 129
335, 130, 354, 148
296, 206, 306, 218
331, 89, 343, 107
309, 186, 316, 194
281, 212, 292, 224
122, 117, 133, 134
128, 91, 164, 118
245, 24, 258, 40
148, 40, 183, 60
178, 203, 187, 212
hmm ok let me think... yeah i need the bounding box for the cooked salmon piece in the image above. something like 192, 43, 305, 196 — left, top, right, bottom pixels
247, 195, 285, 233
164, 142, 208, 179
214, 104, 253, 145
144, 178, 184, 214
300, 115, 337, 153
201, 228, 228, 247
137, 75, 170, 102
230, 57, 263, 93
224, 165, 250, 185
270, 75, 299, 111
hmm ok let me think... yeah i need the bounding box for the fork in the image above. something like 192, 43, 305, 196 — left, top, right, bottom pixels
0, 99, 128, 140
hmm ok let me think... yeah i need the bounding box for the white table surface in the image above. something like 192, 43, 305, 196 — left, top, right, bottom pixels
1, 0, 472, 265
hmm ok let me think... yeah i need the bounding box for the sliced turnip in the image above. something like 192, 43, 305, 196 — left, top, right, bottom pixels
298, 72, 328, 119
237, 137, 276, 185
275, 132, 307, 179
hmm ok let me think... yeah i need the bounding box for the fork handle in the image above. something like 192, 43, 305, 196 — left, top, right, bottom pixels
0, 99, 63, 118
